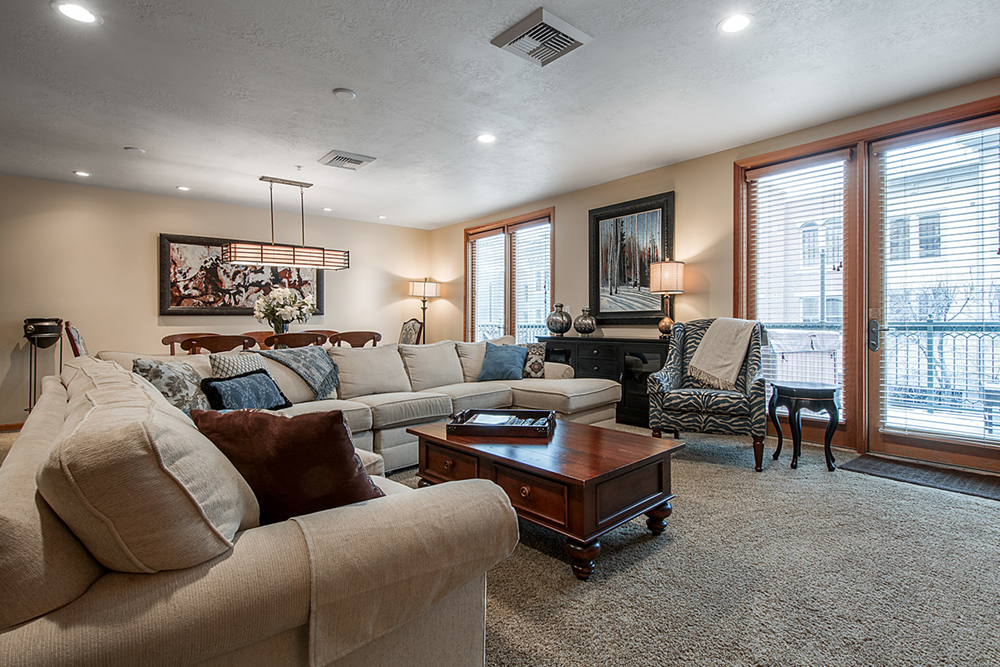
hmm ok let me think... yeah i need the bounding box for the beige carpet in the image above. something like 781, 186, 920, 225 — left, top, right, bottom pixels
392, 428, 1000, 667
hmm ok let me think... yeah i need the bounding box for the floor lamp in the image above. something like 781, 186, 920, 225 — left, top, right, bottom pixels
408, 278, 441, 344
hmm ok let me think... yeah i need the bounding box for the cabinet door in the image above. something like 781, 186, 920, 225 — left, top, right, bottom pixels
618, 345, 668, 425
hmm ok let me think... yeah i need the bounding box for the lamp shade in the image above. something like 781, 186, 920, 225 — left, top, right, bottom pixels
409, 280, 441, 298
649, 261, 685, 294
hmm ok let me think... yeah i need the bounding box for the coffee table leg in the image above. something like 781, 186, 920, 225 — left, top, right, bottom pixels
645, 501, 673, 535
564, 539, 601, 580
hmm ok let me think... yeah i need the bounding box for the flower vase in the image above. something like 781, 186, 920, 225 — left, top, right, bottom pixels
272, 321, 290, 335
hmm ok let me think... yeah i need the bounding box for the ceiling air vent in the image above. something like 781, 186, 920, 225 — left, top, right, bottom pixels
317, 149, 377, 171
491, 8, 592, 67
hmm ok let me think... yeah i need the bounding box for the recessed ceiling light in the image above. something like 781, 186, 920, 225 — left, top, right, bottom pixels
123, 146, 145, 153
51, 2, 103, 24
378, 215, 387, 219
322, 207, 332, 212
718, 14, 753, 33
176, 186, 190, 191
476, 134, 497, 144
73, 171, 90, 177
332, 88, 357, 100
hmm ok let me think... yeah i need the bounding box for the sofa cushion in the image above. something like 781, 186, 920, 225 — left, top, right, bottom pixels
654, 387, 750, 416
200, 369, 293, 411
190, 410, 385, 525
426, 382, 513, 415
36, 371, 260, 573
352, 392, 452, 429
455, 336, 516, 382
0, 374, 105, 632
502, 378, 622, 414
279, 398, 374, 433
328, 344, 411, 399
477, 342, 528, 381
97, 350, 214, 378
398, 341, 464, 391
132, 358, 211, 412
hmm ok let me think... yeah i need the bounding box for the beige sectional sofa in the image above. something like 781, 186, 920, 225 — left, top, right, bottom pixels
97, 337, 622, 471
0, 356, 519, 666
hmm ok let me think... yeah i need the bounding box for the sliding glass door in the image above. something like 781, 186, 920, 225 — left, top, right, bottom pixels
868, 119, 1000, 462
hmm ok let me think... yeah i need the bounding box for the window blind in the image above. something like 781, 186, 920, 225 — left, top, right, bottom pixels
467, 230, 506, 342
510, 222, 551, 343
747, 151, 850, 416
873, 119, 1000, 441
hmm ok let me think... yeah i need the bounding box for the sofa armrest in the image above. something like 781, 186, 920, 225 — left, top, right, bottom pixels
543, 361, 575, 379
1, 520, 311, 667
1, 481, 518, 667
293, 479, 518, 666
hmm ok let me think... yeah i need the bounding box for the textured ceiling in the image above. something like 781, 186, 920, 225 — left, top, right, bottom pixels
2, 0, 999, 229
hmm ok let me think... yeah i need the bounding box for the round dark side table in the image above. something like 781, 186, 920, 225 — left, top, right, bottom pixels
768, 381, 841, 471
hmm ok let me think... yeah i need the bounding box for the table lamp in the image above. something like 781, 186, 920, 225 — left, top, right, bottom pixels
649, 261, 685, 338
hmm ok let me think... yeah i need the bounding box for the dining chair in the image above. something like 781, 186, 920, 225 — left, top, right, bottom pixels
241, 331, 275, 350
264, 332, 327, 349
162, 333, 219, 355
303, 329, 339, 344
329, 331, 382, 348
65, 321, 89, 357
398, 318, 424, 345
179, 335, 256, 354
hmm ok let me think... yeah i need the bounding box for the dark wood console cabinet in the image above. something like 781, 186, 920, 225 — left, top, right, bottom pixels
538, 336, 670, 427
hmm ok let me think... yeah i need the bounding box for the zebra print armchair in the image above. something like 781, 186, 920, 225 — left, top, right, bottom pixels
647, 318, 767, 471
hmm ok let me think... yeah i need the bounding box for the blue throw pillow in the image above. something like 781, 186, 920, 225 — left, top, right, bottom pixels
477, 342, 529, 381
200, 369, 292, 411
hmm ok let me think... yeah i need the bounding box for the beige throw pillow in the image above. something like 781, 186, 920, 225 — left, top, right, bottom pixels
36, 384, 260, 573
398, 341, 464, 391
327, 344, 411, 399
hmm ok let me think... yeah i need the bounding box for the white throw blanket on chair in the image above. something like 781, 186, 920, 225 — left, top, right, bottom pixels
687, 318, 755, 391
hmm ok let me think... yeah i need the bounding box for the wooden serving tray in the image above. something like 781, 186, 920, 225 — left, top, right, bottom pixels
447, 409, 556, 438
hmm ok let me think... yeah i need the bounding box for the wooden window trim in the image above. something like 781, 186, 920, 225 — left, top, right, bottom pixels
734, 94, 1000, 457
464, 207, 555, 342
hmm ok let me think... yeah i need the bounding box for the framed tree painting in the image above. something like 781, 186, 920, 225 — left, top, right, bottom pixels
159, 233, 324, 316
588, 191, 674, 325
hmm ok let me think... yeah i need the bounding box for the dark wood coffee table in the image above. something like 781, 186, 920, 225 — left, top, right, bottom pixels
407, 420, 685, 580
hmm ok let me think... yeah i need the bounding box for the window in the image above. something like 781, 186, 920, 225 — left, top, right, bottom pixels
745, 152, 848, 416
889, 217, 910, 260
801, 222, 820, 266
466, 209, 553, 343
918, 213, 942, 257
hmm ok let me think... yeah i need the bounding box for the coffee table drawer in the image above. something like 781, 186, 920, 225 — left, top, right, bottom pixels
494, 465, 568, 527
424, 443, 478, 481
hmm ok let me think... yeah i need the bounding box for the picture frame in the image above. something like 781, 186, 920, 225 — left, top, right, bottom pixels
158, 233, 324, 316
588, 191, 675, 325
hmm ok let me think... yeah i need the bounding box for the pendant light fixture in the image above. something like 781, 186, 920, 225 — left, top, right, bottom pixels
221, 176, 350, 271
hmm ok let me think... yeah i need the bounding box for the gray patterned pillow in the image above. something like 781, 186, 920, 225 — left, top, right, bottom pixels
521, 342, 546, 379
209, 353, 273, 379
132, 358, 210, 412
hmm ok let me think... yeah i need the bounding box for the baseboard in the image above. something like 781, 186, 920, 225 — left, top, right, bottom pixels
0, 422, 24, 432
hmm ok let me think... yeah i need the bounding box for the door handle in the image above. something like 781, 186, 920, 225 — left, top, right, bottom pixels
868, 319, 891, 351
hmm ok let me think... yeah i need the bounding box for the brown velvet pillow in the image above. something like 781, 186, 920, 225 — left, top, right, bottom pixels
190, 409, 385, 525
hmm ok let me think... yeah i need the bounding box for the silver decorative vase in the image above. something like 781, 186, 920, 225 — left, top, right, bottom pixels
573, 308, 597, 336
545, 303, 572, 337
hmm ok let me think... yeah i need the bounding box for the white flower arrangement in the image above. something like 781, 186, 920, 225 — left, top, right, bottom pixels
253, 287, 316, 332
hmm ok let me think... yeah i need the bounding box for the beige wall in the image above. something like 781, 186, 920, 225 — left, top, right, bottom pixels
431, 76, 1000, 341
0, 175, 431, 423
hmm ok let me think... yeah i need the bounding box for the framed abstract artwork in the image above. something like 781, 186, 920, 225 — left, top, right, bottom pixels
588, 191, 674, 325
158, 233, 324, 316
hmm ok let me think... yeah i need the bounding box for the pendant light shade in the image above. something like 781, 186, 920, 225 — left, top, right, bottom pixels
221, 176, 350, 271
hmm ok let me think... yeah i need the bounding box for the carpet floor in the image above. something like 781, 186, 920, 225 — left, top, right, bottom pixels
840, 454, 1000, 502
392, 429, 1000, 667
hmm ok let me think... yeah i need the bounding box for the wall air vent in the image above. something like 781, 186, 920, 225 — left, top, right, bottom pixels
317, 149, 377, 171
491, 8, 592, 67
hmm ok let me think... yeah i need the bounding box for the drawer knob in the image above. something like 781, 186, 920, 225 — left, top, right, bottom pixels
592, 349, 599, 355
443, 459, 453, 470
592, 365, 599, 371
519, 485, 531, 498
